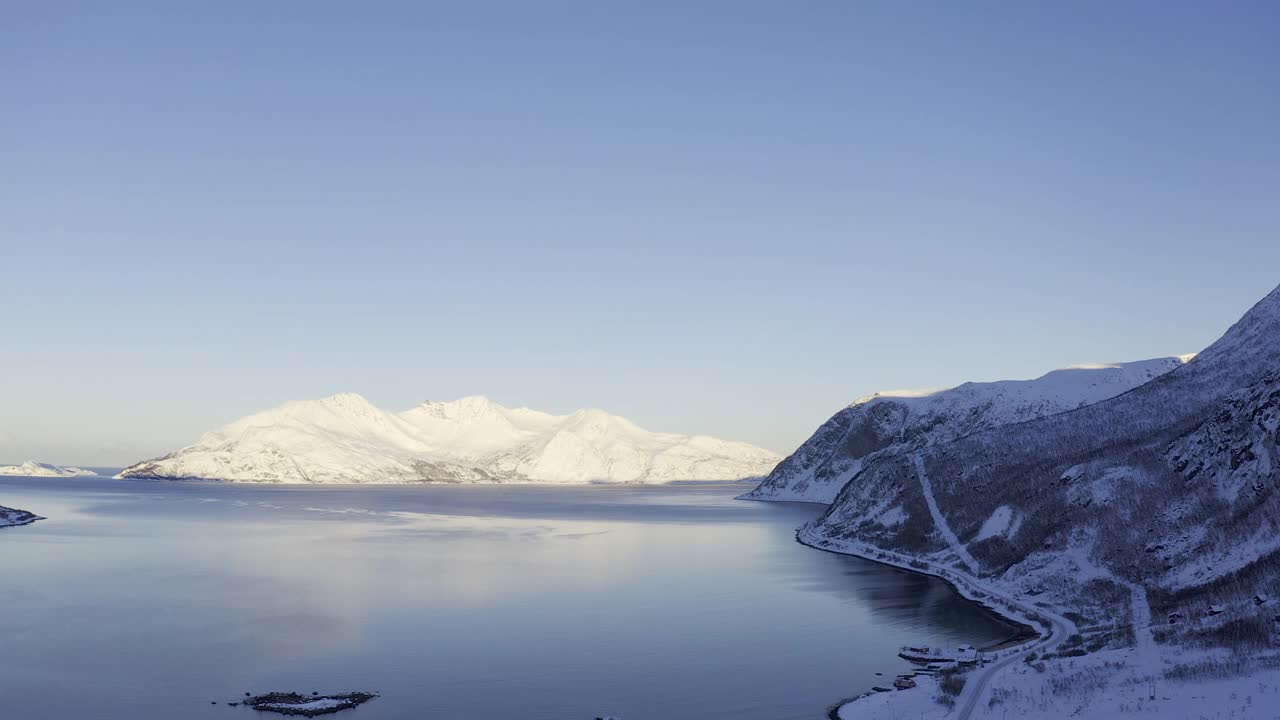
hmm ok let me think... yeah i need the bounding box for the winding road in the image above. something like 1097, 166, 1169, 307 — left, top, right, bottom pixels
954, 610, 1073, 720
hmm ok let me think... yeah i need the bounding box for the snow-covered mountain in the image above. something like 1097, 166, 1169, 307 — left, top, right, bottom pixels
744, 356, 1191, 503
0, 461, 96, 478
116, 395, 781, 484
0, 505, 43, 528
805, 282, 1280, 662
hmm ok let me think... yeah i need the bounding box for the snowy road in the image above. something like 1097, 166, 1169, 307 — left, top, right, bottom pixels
955, 610, 1073, 720
935, 557, 1151, 719
1120, 579, 1155, 666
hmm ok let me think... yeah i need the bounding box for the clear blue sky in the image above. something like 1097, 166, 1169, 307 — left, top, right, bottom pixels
3, 1, 1278, 465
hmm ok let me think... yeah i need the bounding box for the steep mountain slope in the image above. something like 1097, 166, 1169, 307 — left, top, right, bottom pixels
0, 461, 95, 477
807, 283, 1280, 649
117, 395, 780, 484
744, 357, 1190, 503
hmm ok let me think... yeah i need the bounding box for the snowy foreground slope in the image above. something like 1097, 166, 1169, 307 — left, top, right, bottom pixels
0, 461, 95, 478
0, 505, 43, 528
807, 283, 1280, 718
744, 357, 1190, 503
117, 395, 780, 484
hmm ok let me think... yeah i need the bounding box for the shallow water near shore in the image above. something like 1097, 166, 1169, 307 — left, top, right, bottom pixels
0, 476, 1014, 720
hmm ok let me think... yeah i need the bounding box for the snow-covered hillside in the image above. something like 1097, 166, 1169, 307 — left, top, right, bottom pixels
805, 282, 1280, 698
744, 356, 1190, 503
0, 461, 96, 478
0, 505, 43, 528
116, 395, 781, 484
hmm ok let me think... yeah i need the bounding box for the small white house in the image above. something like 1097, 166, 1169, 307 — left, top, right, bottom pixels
956, 644, 979, 664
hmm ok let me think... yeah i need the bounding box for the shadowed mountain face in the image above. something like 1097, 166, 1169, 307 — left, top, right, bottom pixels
745, 356, 1191, 503
810, 284, 1280, 635
117, 395, 780, 485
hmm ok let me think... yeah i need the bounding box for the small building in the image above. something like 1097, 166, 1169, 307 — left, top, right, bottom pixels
894, 676, 917, 690
900, 643, 981, 664
1207, 604, 1226, 616
898, 645, 948, 662
1255, 592, 1271, 606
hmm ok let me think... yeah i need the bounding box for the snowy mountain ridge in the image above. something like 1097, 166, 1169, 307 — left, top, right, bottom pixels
0, 461, 96, 478
116, 395, 781, 484
745, 356, 1192, 503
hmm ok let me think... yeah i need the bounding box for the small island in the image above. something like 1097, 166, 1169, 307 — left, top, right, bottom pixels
240, 692, 378, 717
0, 461, 96, 478
0, 505, 44, 528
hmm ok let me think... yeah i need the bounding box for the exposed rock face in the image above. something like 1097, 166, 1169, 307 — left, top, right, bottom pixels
1168, 370, 1280, 502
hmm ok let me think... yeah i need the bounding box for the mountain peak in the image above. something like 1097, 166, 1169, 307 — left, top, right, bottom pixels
409, 395, 509, 421
269, 392, 384, 423
452, 394, 503, 413
315, 392, 374, 408
562, 407, 643, 436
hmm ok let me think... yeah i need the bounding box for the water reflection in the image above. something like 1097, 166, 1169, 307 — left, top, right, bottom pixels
0, 477, 1013, 720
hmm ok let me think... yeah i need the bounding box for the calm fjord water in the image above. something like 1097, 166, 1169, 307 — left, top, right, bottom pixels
0, 477, 1012, 719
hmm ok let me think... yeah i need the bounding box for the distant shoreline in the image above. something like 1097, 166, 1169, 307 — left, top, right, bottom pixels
110, 474, 764, 486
